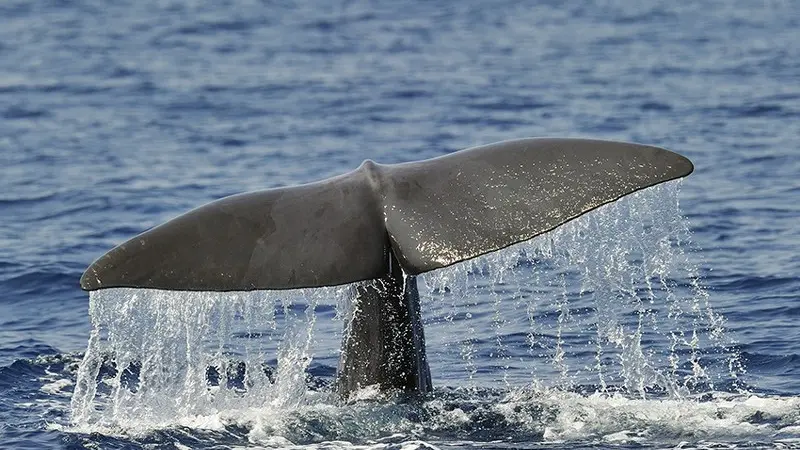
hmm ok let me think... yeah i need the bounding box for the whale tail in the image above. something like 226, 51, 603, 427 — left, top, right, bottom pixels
80, 138, 693, 292
79, 138, 693, 398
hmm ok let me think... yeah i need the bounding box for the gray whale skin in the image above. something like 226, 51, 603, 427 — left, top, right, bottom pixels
80, 138, 693, 400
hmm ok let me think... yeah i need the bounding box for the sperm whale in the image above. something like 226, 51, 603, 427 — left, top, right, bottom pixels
80, 138, 693, 399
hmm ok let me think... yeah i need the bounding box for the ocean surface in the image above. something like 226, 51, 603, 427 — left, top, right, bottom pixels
1, 0, 799, 448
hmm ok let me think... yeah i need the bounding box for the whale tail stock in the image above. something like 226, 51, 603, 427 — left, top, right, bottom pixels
79, 138, 693, 398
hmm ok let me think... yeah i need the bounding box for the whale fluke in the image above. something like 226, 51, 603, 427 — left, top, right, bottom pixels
80, 137, 693, 398
80, 138, 692, 292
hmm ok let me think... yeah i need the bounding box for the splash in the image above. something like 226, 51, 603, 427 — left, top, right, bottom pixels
69, 181, 743, 443
69, 286, 352, 431
421, 181, 742, 397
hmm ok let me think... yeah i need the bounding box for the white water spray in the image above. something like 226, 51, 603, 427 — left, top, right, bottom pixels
421, 181, 740, 396
70, 286, 352, 430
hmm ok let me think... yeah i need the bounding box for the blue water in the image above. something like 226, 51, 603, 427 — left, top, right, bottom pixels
1, 0, 799, 448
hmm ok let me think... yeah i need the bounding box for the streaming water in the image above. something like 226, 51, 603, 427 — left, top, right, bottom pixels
421, 181, 740, 397
70, 286, 349, 430
69, 181, 745, 443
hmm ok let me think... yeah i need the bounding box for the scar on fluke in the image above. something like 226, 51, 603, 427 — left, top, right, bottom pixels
80, 138, 693, 400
